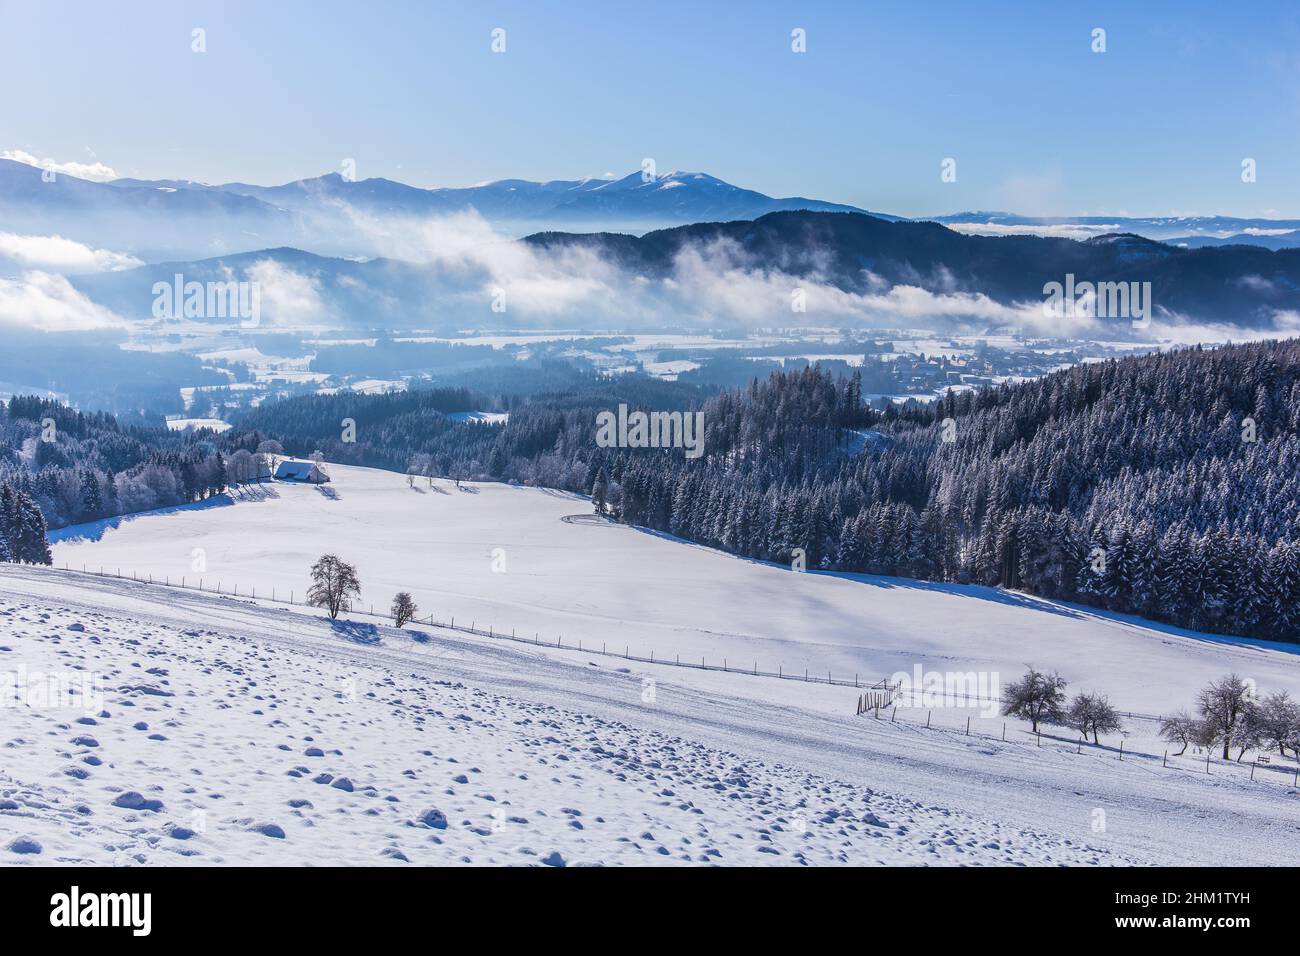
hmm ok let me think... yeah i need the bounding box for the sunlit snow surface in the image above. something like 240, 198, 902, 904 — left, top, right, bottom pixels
2, 464, 1296, 865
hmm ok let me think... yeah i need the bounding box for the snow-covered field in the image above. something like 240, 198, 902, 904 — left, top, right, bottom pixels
164, 418, 232, 433
6, 462, 1298, 866
2, 566, 1299, 866
48, 464, 1300, 716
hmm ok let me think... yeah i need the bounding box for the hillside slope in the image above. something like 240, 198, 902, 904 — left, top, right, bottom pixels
4, 566, 1300, 865
0, 566, 1134, 866
47, 464, 1300, 715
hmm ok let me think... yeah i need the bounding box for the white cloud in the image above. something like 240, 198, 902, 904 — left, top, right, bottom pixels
0, 232, 141, 273
309, 202, 1291, 342
0, 271, 125, 330
944, 222, 1124, 241
1, 148, 118, 182
246, 259, 331, 327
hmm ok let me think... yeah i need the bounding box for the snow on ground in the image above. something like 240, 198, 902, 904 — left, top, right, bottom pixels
48, 464, 1300, 718
22, 463, 1300, 865
446, 411, 509, 425
641, 360, 700, 379
3, 567, 1299, 866
164, 418, 231, 433
348, 379, 407, 395
0, 568, 1130, 866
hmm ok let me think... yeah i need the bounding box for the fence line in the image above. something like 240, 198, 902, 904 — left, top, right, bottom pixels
889, 685, 1165, 726
43, 562, 895, 691
855, 700, 1300, 792
29, 565, 1297, 792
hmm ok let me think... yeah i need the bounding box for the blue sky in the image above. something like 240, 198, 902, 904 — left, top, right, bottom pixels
2, 0, 1298, 217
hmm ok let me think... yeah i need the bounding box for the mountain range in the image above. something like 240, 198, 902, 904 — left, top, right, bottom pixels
2, 157, 1298, 265
0, 159, 885, 261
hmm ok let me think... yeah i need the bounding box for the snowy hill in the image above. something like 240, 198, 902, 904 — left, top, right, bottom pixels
1, 563, 1297, 866
47, 464, 1300, 716
10, 463, 1300, 866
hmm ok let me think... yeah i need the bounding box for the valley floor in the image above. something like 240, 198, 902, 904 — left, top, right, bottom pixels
1, 566, 1297, 866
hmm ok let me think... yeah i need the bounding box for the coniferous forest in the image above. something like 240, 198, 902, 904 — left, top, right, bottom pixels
588, 340, 1300, 643
0, 396, 229, 554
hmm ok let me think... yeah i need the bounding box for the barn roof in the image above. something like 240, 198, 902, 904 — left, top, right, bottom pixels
275, 460, 318, 480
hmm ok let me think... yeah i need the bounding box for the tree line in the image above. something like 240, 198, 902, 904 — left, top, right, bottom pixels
584, 343, 1300, 643
0, 396, 231, 564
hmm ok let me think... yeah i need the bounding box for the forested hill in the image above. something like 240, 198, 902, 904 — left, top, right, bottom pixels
224, 340, 1300, 642
0, 396, 229, 558
5, 340, 1299, 643
225, 376, 709, 479
541, 341, 1298, 644
527, 211, 1300, 328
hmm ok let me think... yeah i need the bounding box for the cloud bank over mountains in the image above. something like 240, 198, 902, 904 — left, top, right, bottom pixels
5, 154, 1300, 341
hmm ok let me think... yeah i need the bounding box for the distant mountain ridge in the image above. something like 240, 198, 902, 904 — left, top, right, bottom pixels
933, 211, 1300, 250
4, 155, 1297, 263
0, 158, 888, 261
66, 211, 1300, 331
528, 211, 1300, 318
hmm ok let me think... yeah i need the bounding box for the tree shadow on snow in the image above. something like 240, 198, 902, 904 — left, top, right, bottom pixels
627, 524, 1300, 658
329, 619, 381, 645
230, 482, 281, 502
317, 485, 342, 500
49, 494, 237, 544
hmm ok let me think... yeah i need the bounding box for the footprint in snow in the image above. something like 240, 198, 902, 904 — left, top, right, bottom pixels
111, 792, 164, 812
6, 837, 41, 855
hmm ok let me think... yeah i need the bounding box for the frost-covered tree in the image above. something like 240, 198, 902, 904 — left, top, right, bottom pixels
391, 592, 417, 628
1256, 690, 1300, 758
1067, 692, 1122, 744
256, 439, 285, 476
590, 467, 608, 516
306, 554, 361, 620
1001, 667, 1067, 733
1196, 674, 1255, 760
1158, 710, 1199, 756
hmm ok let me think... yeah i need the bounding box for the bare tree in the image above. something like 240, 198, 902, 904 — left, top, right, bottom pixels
1194, 715, 1223, 753
1067, 692, 1122, 744
310, 449, 325, 466
1000, 667, 1067, 733
407, 452, 434, 487
1256, 690, 1300, 759
1234, 701, 1265, 762
306, 554, 361, 620
227, 448, 255, 485
256, 439, 285, 478
391, 592, 417, 628
1196, 674, 1255, 760
1158, 710, 1198, 756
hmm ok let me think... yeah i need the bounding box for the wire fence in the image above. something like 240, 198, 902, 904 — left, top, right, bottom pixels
46, 562, 897, 692
857, 692, 1300, 792
29, 563, 1300, 792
